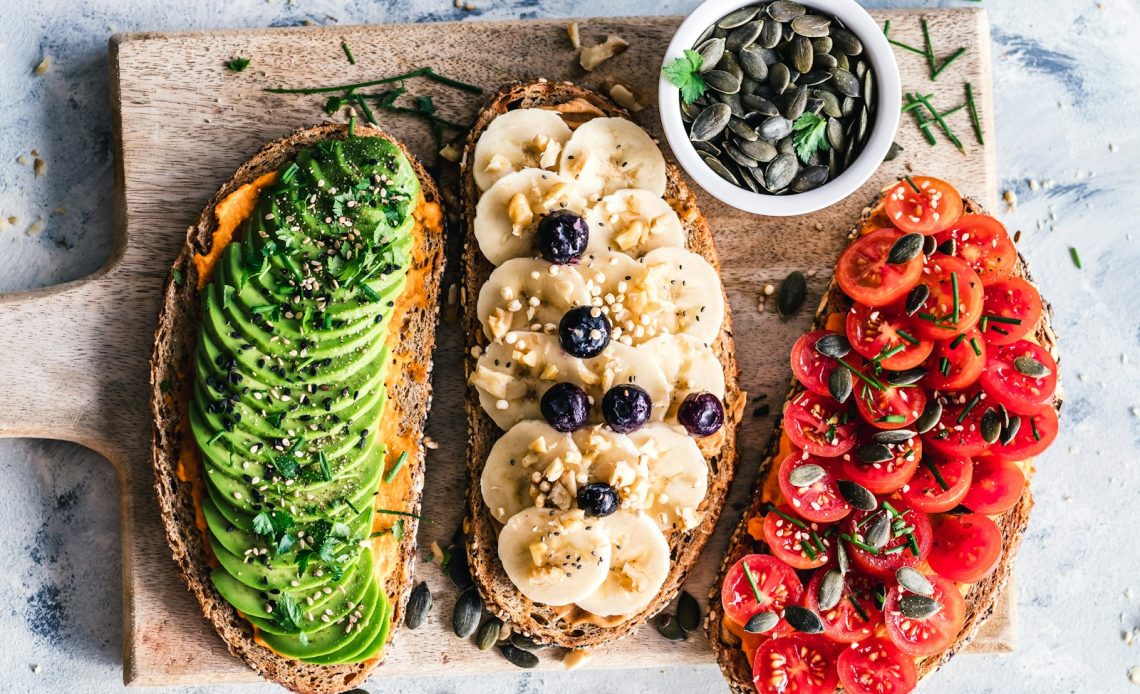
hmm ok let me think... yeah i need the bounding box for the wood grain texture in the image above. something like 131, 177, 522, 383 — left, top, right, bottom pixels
0, 10, 1010, 686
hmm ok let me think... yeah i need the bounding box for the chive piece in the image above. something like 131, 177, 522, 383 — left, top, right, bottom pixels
423, 70, 484, 93
951, 271, 960, 324
375, 508, 421, 519
207, 431, 225, 445
800, 540, 818, 561
931, 47, 967, 79
838, 357, 886, 391
970, 337, 982, 356
940, 357, 951, 376
889, 38, 929, 56
923, 458, 951, 491
882, 545, 905, 555
766, 504, 808, 529
341, 42, 356, 65
354, 93, 378, 125
915, 93, 964, 152
901, 94, 934, 113
906, 533, 922, 556
360, 283, 381, 302
878, 344, 907, 361
288, 436, 304, 454
742, 561, 765, 603
264, 67, 481, 95
881, 500, 901, 517
811, 530, 826, 554
983, 314, 1023, 325
965, 82, 985, 144
883, 20, 891, 36
1031, 418, 1041, 441
905, 94, 937, 146
383, 451, 408, 483
1069, 247, 1082, 269
345, 498, 361, 514
921, 19, 936, 77
950, 333, 967, 349
347, 115, 356, 138
957, 392, 983, 423
979, 316, 989, 333
842, 533, 881, 555
904, 175, 922, 194
940, 102, 968, 117
848, 595, 871, 621
318, 451, 333, 482
992, 326, 1010, 336
878, 414, 907, 424
897, 329, 920, 346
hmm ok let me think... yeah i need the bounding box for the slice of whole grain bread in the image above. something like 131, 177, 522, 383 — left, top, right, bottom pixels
706, 196, 1062, 693
459, 81, 745, 648
149, 123, 444, 694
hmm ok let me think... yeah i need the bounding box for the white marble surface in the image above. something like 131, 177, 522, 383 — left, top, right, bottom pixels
2, 0, 1139, 692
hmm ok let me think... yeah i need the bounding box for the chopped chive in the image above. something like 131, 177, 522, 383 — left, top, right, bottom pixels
957, 392, 983, 423
983, 314, 1023, 325
360, 283, 381, 302
810, 530, 826, 554
901, 94, 934, 113
932, 47, 967, 79
882, 500, 901, 517
800, 540, 818, 560
883, 545, 905, 555
878, 344, 907, 361
889, 38, 929, 56
904, 175, 922, 194
897, 329, 920, 346
354, 93, 378, 125
950, 333, 967, 349
207, 431, 225, 445
940, 357, 951, 376
979, 316, 989, 332
344, 498, 361, 515
347, 114, 356, 138
838, 357, 886, 391
914, 93, 965, 152
742, 561, 765, 603
940, 102, 968, 117
766, 504, 808, 529
318, 451, 333, 482
965, 82, 985, 144
883, 20, 891, 36
264, 67, 481, 94
841, 533, 880, 555
906, 533, 922, 556
923, 458, 950, 491
848, 595, 871, 621
905, 94, 937, 146
1069, 246, 1082, 269
341, 41, 356, 65
969, 337, 982, 356
383, 451, 409, 483
878, 414, 907, 424
992, 326, 1010, 336
921, 19, 936, 77
1031, 418, 1041, 441
375, 508, 421, 519
288, 436, 304, 454
951, 271, 960, 324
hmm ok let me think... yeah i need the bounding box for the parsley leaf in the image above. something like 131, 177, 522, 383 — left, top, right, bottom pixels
272, 593, 304, 632
224, 57, 251, 73
662, 50, 706, 105
252, 512, 275, 537
792, 112, 831, 163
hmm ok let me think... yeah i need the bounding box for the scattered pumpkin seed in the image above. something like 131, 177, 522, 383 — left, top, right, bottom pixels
888, 233, 924, 264
937, 237, 957, 256
452, 588, 482, 638
837, 479, 877, 511
405, 581, 432, 629
837, 541, 850, 575
818, 569, 844, 610
815, 333, 851, 358
830, 67, 861, 97
744, 610, 780, 633
885, 141, 903, 161
510, 632, 547, 651
898, 594, 943, 620
896, 567, 935, 596
739, 137, 779, 162
476, 617, 503, 650
863, 513, 891, 549
500, 643, 540, 668
873, 429, 915, 444
923, 235, 938, 256
1000, 415, 1022, 445
777, 269, 807, 316
886, 367, 926, 386
915, 399, 942, 434
654, 612, 687, 641
981, 407, 1002, 444
691, 103, 733, 141
831, 27, 863, 55
705, 69, 743, 94
697, 38, 727, 72
784, 605, 825, 633
791, 14, 831, 38
789, 463, 827, 487
677, 591, 702, 632
829, 364, 853, 403
1014, 356, 1052, 378
767, 0, 806, 21
856, 443, 893, 464
905, 283, 930, 316
449, 549, 474, 590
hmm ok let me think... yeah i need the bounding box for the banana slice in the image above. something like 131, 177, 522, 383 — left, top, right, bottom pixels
577, 251, 645, 345
477, 258, 591, 341
559, 117, 667, 201
639, 247, 726, 346
575, 511, 671, 617
498, 507, 612, 606
472, 109, 573, 192
481, 420, 581, 523
469, 332, 671, 430
629, 425, 708, 534
585, 189, 685, 257
474, 168, 586, 266
641, 334, 726, 415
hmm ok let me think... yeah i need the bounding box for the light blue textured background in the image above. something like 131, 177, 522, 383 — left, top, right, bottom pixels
2, 0, 1139, 692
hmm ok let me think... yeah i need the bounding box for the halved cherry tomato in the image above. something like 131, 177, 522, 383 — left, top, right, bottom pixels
837, 636, 918, 694
804, 568, 882, 643
841, 433, 921, 494
901, 455, 973, 513
934, 214, 1016, 282
752, 634, 839, 694
912, 256, 985, 341
763, 505, 831, 570
846, 303, 934, 370
778, 453, 853, 523
791, 330, 853, 397
924, 328, 986, 391
854, 384, 927, 431
980, 277, 1042, 345
843, 500, 932, 580
979, 340, 1058, 414
722, 554, 804, 627
923, 389, 990, 458
884, 574, 966, 657
784, 391, 858, 457
837, 229, 925, 307
928, 513, 1003, 583
962, 456, 1026, 515
989, 406, 1058, 462
883, 176, 963, 235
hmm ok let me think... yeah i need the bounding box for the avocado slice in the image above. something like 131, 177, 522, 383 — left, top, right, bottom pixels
305, 581, 390, 664
258, 574, 381, 658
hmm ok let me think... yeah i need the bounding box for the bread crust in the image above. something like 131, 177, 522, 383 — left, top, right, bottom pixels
705, 197, 1062, 692
148, 123, 444, 694
459, 81, 745, 648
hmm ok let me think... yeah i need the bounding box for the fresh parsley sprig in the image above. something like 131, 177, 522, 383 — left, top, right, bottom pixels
662, 50, 706, 105
791, 112, 831, 163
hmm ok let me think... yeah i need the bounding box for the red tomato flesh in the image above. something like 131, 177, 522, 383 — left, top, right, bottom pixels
837, 229, 925, 307
934, 214, 1016, 282
722, 554, 804, 627
752, 634, 839, 694
784, 391, 858, 457
980, 277, 1042, 345
855, 384, 927, 431
842, 433, 921, 495
763, 506, 832, 570
979, 339, 1058, 415
837, 636, 918, 694
924, 328, 986, 391
883, 176, 964, 235
804, 568, 882, 643
912, 256, 985, 341
990, 405, 1058, 461
928, 513, 1003, 583
791, 330, 850, 397
922, 389, 990, 458
847, 303, 934, 371
884, 574, 966, 656
901, 455, 973, 514
962, 456, 1026, 515
778, 453, 853, 523
843, 500, 932, 580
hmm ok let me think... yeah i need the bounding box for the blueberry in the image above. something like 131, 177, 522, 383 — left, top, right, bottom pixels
577, 482, 619, 517
602, 384, 652, 434
558, 306, 610, 358
540, 382, 590, 432
678, 391, 725, 437
536, 210, 589, 264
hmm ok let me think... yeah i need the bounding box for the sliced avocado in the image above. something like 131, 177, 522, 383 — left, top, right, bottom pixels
245, 553, 371, 636
259, 574, 381, 658
305, 581, 390, 664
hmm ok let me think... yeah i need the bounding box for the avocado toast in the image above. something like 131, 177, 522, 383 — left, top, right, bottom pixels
150, 123, 444, 693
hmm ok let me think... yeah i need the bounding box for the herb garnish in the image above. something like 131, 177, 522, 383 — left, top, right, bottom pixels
383, 451, 408, 483
661, 49, 706, 105
1069, 246, 1082, 269
341, 42, 356, 65
741, 560, 765, 603
791, 112, 831, 163
225, 57, 251, 73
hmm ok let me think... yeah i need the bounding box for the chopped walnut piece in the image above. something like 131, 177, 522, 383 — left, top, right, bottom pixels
579, 35, 629, 71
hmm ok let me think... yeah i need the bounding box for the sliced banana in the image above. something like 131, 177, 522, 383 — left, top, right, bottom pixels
469, 332, 671, 431
472, 109, 573, 193
640, 334, 726, 415
481, 420, 580, 523
474, 168, 586, 266
559, 117, 667, 201
498, 507, 612, 606
628, 425, 708, 534
577, 251, 645, 344
585, 189, 685, 257
575, 511, 671, 617
639, 247, 726, 346
477, 258, 591, 341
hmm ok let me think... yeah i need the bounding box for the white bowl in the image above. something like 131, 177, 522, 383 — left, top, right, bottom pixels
659, 0, 901, 216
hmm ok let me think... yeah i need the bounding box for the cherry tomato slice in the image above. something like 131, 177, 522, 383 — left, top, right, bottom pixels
901, 455, 973, 514
843, 500, 932, 580
846, 303, 934, 370
778, 453, 853, 523
934, 214, 1016, 282
837, 636, 918, 694
883, 176, 964, 235
884, 574, 966, 657
722, 554, 805, 627
979, 339, 1058, 415
912, 256, 985, 341
752, 634, 840, 694
841, 433, 921, 495
804, 568, 883, 643
854, 384, 927, 431
791, 330, 852, 397
980, 277, 1042, 345
763, 506, 832, 570
989, 405, 1058, 461
784, 391, 858, 457
928, 513, 1003, 583
924, 328, 986, 391
961, 456, 1026, 515
837, 229, 925, 307
923, 389, 990, 458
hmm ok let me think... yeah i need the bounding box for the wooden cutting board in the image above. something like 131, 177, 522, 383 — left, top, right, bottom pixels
0, 10, 1013, 686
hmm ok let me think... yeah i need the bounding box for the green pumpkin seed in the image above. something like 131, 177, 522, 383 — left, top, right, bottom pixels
739, 46, 771, 81
718, 5, 761, 29
837, 479, 877, 511
831, 67, 860, 97
814, 334, 850, 358
718, 51, 745, 81
729, 117, 761, 142
702, 154, 739, 184
697, 38, 727, 73
718, 91, 746, 117
791, 14, 831, 38
776, 269, 807, 316
888, 233, 924, 264
739, 137, 778, 162
812, 36, 833, 54
789, 463, 827, 487
767, 0, 807, 22
805, 97, 824, 115
1014, 356, 1052, 378
768, 62, 791, 94
693, 139, 722, 157
760, 115, 793, 140
898, 594, 943, 620
831, 27, 863, 55
938, 238, 957, 256
759, 18, 784, 48
726, 142, 759, 168
905, 283, 930, 316
856, 443, 893, 464
863, 513, 891, 549
826, 116, 846, 151
510, 632, 547, 650
896, 567, 934, 596
886, 367, 927, 386
784, 605, 825, 633
705, 69, 742, 94
404, 581, 432, 629
691, 103, 733, 141
873, 429, 916, 444
742, 93, 779, 116
999, 403, 1011, 428
915, 399, 942, 434
792, 36, 814, 73
654, 612, 687, 641
885, 141, 903, 161
1000, 415, 1022, 445
799, 70, 831, 86
785, 85, 809, 120
500, 643, 539, 668
813, 52, 838, 71
677, 591, 701, 632
744, 610, 779, 633
837, 541, 850, 575
476, 617, 503, 650
726, 20, 765, 52
818, 569, 845, 611
453, 588, 483, 638
791, 164, 829, 192
923, 235, 938, 256
829, 364, 853, 403
981, 407, 1002, 444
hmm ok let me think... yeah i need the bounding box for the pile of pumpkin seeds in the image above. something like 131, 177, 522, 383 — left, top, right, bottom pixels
681, 1, 878, 194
